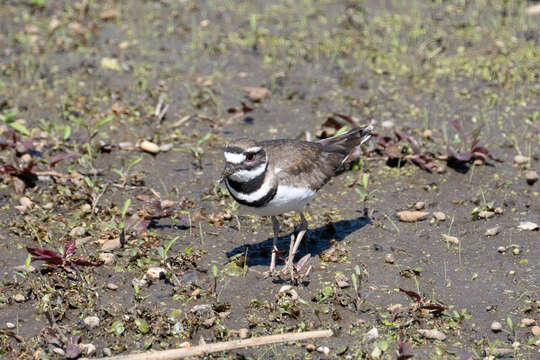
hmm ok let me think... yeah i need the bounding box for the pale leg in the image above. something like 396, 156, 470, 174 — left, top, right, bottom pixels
286, 212, 308, 275
269, 216, 279, 273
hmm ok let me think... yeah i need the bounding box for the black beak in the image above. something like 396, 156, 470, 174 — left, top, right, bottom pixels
221, 163, 239, 182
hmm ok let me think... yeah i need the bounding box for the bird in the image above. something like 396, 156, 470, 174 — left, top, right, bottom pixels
221, 124, 373, 275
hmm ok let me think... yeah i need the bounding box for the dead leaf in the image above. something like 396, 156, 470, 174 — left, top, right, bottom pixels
397, 211, 429, 222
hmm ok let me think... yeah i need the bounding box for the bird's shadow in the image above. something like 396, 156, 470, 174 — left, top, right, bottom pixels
226, 213, 371, 267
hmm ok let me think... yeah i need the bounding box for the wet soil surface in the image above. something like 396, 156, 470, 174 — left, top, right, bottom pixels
0, 0, 539, 359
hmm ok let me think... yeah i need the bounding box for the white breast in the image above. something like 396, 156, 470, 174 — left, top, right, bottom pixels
245, 185, 316, 216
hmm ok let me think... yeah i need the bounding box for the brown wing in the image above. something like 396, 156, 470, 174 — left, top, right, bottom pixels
261, 139, 345, 190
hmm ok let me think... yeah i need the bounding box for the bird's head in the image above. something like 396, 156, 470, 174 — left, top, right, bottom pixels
222, 138, 268, 182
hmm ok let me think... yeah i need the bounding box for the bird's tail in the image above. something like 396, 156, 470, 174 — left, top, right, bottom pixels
317, 123, 373, 156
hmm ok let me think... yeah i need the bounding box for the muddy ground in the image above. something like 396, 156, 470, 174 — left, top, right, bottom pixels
0, 0, 539, 359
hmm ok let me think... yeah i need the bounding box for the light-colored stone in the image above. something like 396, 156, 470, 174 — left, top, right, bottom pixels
140, 140, 160, 154
107, 283, 118, 290
70, 226, 86, 238
99, 253, 115, 265
19, 196, 33, 208
525, 170, 538, 185
366, 327, 379, 341
6, 322, 15, 329
316, 346, 330, 355
13, 294, 25, 303
81, 203, 92, 213
514, 155, 530, 164
397, 210, 429, 222
52, 347, 65, 356
80, 343, 96, 356
414, 201, 425, 210
485, 226, 500, 236
497, 246, 506, 253
147, 267, 166, 280
433, 212, 446, 221
101, 238, 122, 251
417, 329, 446, 340
521, 318, 535, 326
384, 253, 395, 264
478, 211, 495, 219
238, 328, 249, 339
491, 321, 502, 332
532, 325, 540, 336
442, 234, 459, 245
84, 316, 100, 329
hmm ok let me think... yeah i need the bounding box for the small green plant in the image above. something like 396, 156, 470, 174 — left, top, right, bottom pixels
211, 264, 219, 298
112, 156, 142, 188
351, 265, 363, 310
157, 236, 179, 261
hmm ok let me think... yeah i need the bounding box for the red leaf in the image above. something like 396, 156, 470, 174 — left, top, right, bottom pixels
64, 240, 76, 258
49, 153, 80, 168
26, 247, 63, 265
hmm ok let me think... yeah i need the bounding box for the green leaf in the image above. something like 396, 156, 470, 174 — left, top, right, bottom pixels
63, 125, 71, 140
9, 122, 30, 136
163, 236, 179, 258
506, 316, 513, 330
111, 320, 125, 335
322, 286, 333, 297
135, 318, 149, 334
121, 198, 131, 218
196, 132, 213, 146
96, 115, 115, 128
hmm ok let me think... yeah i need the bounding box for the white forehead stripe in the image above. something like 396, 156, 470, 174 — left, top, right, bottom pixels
246, 146, 261, 153
224, 152, 246, 164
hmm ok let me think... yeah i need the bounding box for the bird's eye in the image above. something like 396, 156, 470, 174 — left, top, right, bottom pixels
245, 153, 256, 162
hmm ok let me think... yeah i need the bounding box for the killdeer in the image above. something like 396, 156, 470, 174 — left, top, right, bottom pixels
222, 124, 373, 275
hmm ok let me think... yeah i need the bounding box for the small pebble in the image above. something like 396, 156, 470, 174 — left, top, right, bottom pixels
118, 142, 134, 151
521, 318, 535, 326
81, 203, 92, 213
70, 226, 86, 238
84, 316, 100, 329
159, 143, 173, 152
140, 140, 160, 154
497, 246, 506, 253
484, 226, 500, 236
423, 129, 432, 139
417, 329, 446, 340
382, 120, 394, 129
13, 294, 25, 303
52, 347, 65, 356
103, 347, 112, 357
532, 325, 540, 336
99, 253, 115, 265
147, 267, 166, 280
19, 196, 33, 208
478, 210, 495, 219
12, 264, 35, 272
494, 207, 503, 214
316, 346, 330, 356
238, 328, 249, 339
107, 283, 118, 290
43, 202, 54, 210
366, 327, 379, 341
101, 238, 122, 251
512, 248, 520, 255
80, 343, 96, 356
491, 321, 502, 332
306, 343, 315, 352
414, 201, 425, 210
525, 170, 538, 185
384, 253, 395, 264
514, 155, 530, 164
6, 322, 15, 329
433, 212, 446, 221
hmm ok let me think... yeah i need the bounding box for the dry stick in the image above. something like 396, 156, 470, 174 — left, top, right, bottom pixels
89, 329, 333, 360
